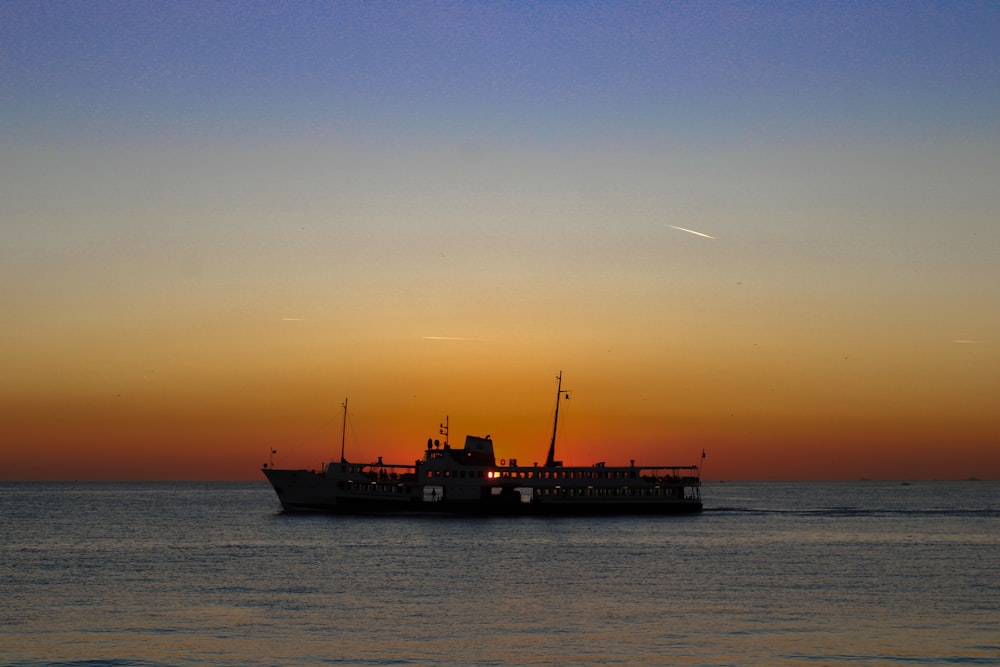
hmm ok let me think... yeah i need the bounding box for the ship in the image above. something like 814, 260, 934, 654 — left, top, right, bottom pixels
262, 373, 703, 515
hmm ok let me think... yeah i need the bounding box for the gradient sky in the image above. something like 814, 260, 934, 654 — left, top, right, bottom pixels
2, 1, 998, 481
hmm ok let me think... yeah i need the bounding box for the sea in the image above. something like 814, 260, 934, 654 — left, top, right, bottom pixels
1, 481, 997, 666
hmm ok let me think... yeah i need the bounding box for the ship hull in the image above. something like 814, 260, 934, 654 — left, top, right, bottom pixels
263, 468, 702, 515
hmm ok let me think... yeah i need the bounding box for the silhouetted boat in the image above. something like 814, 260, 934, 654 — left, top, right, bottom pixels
262, 373, 703, 515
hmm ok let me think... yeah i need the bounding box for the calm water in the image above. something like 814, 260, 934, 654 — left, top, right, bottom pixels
1, 481, 998, 666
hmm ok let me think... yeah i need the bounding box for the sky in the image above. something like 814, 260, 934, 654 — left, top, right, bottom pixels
2, 1, 998, 481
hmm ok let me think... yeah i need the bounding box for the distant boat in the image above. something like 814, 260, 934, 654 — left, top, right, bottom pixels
262, 373, 703, 515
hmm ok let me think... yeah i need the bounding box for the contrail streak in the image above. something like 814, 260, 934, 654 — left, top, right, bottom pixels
669, 225, 716, 240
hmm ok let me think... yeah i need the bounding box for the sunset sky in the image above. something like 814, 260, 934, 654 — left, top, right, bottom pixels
2, 1, 998, 481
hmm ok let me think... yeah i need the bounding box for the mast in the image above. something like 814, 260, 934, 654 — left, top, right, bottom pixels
545, 371, 570, 467
339, 398, 348, 463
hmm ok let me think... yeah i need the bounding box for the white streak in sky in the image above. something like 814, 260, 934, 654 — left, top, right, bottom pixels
423, 336, 474, 341
282, 317, 305, 321
952, 339, 979, 344
669, 225, 716, 240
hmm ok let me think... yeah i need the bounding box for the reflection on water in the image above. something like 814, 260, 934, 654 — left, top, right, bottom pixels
1, 481, 998, 665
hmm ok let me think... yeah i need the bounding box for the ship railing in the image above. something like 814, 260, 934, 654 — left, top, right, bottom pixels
636, 466, 700, 480
488, 464, 700, 483
333, 461, 417, 480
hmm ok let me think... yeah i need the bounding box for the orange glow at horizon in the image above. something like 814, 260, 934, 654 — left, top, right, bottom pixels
3, 349, 998, 481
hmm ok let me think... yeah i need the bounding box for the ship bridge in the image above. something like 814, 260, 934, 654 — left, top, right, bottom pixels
422, 434, 497, 467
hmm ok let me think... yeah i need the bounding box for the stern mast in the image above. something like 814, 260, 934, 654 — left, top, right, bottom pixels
339, 398, 348, 463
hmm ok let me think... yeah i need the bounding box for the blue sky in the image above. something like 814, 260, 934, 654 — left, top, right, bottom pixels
6, 2, 998, 147
2, 1, 999, 479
